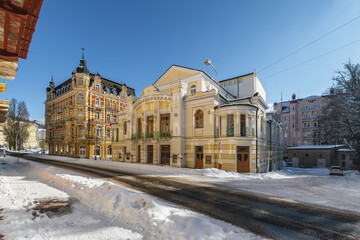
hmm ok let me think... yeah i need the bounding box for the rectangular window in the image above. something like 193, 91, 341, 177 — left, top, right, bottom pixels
227, 114, 234, 137
284, 116, 287, 121
160, 114, 170, 137
292, 115, 295, 119
137, 118, 142, 134
241, 114, 246, 136
123, 122, 127, 135
106, 114, 110, 122
114, 115, 117, 123
147, 116, 154, 138
342, 154, 345, 160
95, 84, 100, 91
78, 108, 83, 118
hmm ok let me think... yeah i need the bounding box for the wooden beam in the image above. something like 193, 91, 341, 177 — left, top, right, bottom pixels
4, 12, 9, 52
0, 1, 28, 18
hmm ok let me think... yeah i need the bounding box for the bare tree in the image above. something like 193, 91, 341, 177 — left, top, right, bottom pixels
320, 61, 360, 166
3, 98, 30, 151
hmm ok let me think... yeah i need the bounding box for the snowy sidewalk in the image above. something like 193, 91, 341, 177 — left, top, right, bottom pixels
0, 156, 142, 240
30, 153, 360, 215
0, 155, 260, 240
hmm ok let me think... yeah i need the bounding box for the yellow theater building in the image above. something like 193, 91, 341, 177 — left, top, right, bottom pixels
45, 54, 135, 159
112, 65, 283, 173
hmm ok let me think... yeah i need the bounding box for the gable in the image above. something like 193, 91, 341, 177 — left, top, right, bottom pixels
154, 66, 200, 87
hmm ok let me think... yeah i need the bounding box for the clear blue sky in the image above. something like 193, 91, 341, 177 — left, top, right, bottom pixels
3, 0, 360, 122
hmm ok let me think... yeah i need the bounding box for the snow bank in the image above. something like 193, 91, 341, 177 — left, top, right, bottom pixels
25, 161, 260, 240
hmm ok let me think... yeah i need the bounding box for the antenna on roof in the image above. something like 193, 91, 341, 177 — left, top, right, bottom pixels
281, 91, 283, 102
82, 48, 85, 59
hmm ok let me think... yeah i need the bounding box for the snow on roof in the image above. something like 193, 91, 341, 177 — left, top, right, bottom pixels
337, 148, 354, 152
303, 95, 321, 100
288, 145, 343, 150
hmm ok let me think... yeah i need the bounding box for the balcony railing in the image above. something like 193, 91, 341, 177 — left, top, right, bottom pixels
131, 131, 172, 141
227, 127, 234, 137
241, 126, 246, 136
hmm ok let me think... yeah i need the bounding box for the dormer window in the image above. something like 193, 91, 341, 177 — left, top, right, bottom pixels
95, 84, 100, 91
78, 77, 83, 85
122, 92, 127, 98
190, 85, 196, 95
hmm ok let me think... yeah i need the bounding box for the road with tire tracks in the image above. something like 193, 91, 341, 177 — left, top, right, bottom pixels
10, 152, 360, 240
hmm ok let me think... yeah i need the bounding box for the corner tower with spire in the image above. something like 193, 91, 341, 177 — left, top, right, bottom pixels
44, 49, 135, 160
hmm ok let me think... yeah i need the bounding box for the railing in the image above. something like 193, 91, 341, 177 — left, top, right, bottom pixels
227, 127, 234, 137
241, 126, 246, 136
131, 131, 172, 141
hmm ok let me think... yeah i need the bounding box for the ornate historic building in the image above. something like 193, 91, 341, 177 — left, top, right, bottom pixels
112, 65, 283, 173
45, 55, 135, 159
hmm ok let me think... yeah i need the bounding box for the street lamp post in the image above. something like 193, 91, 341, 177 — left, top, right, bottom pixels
204, 59, 222, 168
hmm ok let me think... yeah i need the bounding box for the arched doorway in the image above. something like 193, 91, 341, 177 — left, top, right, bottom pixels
107, 145, 112, 160
79, 145, 86, 158
94, 145, 101, 160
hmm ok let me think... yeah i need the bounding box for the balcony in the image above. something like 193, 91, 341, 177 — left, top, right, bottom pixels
131, 131, 172, 141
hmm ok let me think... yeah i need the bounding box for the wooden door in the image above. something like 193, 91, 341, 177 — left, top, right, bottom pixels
237, 146, 250, 172
195, 146, 204, 169
147, 145, 153, 163
160, 145, 170, 164
137, 145, 141, 163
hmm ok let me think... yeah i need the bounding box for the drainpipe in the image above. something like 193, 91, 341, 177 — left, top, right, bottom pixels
249, 98, 259, 173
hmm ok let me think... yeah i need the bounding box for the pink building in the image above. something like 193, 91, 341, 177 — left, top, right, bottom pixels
274, 89, 337, 159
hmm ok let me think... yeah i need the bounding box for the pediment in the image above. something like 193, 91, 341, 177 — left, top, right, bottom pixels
153, 65, 201, 87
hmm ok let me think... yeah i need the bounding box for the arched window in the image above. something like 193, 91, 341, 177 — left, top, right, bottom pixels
114, 103, 117, 110
78, 93, 84, 102
95, 111, 100, 120
95, 98, 99, 106
107, 101, 110, 108
78, 77, 83, 85
96, 126, 102, 136
195, 109, 204, 128
190, 85, 196, 95
106, 129, 111, 138
94, 145, 101, 156
79, 145, 86, 157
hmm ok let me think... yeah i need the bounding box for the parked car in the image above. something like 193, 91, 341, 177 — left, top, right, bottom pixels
329, 166, 344, 176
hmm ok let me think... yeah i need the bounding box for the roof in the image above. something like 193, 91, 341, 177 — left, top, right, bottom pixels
153, 64, 236, 99
337, 148, 354, 152
288, 145, 343, 150
303, 95, 321, 100
50, 58, 135, 98
219, 72, 254, 83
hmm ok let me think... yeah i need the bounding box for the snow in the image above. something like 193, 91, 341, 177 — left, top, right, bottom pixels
0, 156, 261, 240
33, 154, 360, 214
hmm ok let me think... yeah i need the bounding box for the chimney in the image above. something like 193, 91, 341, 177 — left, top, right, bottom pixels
330, 88, 335, 95
292, 93, 296, 100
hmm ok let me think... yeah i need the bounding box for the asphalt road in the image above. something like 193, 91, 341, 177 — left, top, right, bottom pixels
10, 152, 360, 240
